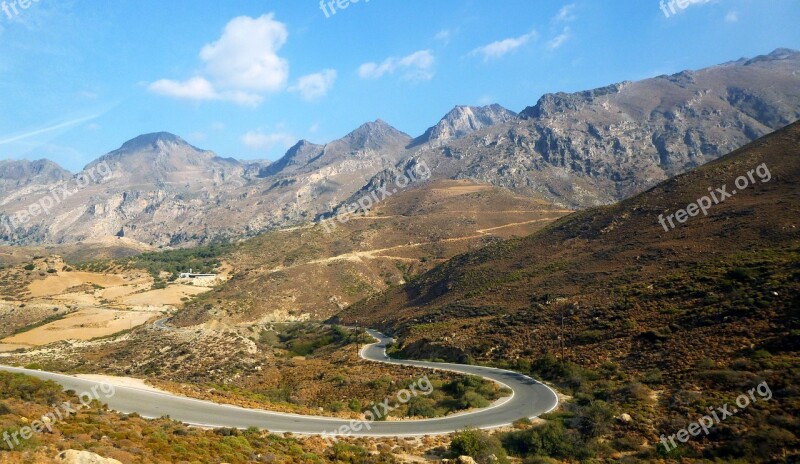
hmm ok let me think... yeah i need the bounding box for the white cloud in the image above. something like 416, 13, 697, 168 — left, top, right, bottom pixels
147, 77, 264, 106
471, 31, 537, 61
547, 27, 572, 50
288, 69, 337, 101
148, 77, 219, 101
200, 14, 289, 92
242, 131, 296, 150
358, 50, 435, 81
725, 10, 738, 22
555, 4, 577, 22
149, 14, 288, 106
435, 29, 452, 43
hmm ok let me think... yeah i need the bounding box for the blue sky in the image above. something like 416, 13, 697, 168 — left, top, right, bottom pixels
0, 0, 798, 172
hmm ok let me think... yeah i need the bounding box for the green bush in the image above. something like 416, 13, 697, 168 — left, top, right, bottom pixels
328, 442, 370, 463
501, 421, 587, 460
406, 396, 438, 418
450, 428, 509, 464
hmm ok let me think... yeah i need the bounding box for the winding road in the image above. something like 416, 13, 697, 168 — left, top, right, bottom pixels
0, 330, 558, 437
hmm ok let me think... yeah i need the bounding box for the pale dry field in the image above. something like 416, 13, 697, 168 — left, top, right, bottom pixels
430, 183, 493, 197
28, 272, 136, 297
122, 285, 211, 306
0, 259, 224, 351
1, 308, 156, 346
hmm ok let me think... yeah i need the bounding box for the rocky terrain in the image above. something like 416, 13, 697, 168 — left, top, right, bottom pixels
0, 122, 412, 249
408, 104, 518, 148
1, 49, 798, 249
339, 121, 800, 461
402, 48, 800, 208
0, 159, 71, 196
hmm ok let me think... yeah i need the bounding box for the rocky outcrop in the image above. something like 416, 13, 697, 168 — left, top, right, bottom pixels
55, 450, 123, 464
0, 159, 71, 195
1, 49, 798, 246
400, 48, 800, 208
410, 104, 517, 147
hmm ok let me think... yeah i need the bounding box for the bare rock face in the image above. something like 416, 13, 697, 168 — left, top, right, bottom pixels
399, 48, 800, 208
410, 104, 518, 147
0, 123, 412, 248
0, 49, 798, 247
0, 159, 71, 195
55, 450, 123, 464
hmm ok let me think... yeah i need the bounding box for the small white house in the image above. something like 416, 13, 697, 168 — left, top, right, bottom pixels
179, 268, 217, 279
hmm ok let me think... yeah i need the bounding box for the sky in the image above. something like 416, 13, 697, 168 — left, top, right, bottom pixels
0, 0, 798, 172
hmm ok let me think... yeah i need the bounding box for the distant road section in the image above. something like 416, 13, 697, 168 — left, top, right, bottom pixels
0, 330, 558, 436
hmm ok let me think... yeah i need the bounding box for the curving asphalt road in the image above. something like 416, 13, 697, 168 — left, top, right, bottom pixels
0, 329, 558, 437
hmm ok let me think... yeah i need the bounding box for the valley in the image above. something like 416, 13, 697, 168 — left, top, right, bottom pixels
0, 33, 798, 463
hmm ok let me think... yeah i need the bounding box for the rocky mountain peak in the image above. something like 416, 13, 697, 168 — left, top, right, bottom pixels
340, 119, 411, 152
410, 104, 517, 147
261, 139, 325, 176
0, 159, 71, 181
741, 47, 799, 66
520, 82, 628, 119
0, 159, 72, 195
117, 132, 193, 153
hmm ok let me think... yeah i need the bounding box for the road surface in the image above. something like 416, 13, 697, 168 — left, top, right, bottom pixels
0, 330, 558, 437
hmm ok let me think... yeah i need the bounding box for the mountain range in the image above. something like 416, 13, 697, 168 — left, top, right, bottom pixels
1, 48, 799, 248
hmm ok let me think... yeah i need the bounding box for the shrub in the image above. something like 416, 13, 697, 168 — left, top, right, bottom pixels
328, 442, 370, 463
579, 400, 615, 438
407, 396, 437, 418
450, 428, 509, 464
501, 421, 587, 460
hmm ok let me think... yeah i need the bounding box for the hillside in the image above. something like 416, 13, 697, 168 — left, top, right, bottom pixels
0, 122, 412, 248
409, 104, 518, 147
339, 122, 800, 461
1, 49, 798, 248
397, 48, 800, 208
172, 179, 570, 326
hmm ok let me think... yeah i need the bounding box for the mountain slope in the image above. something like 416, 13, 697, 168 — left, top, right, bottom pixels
90, 132, 247, 186
172, 179, 570, 325
339, 120, 800, 461
0, 122, 413, 248
401, 48, 800, 207
0, 159, 71, 195
341, 121, 799, 360
409, 104, 517, 147
1, 49, 798, 248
